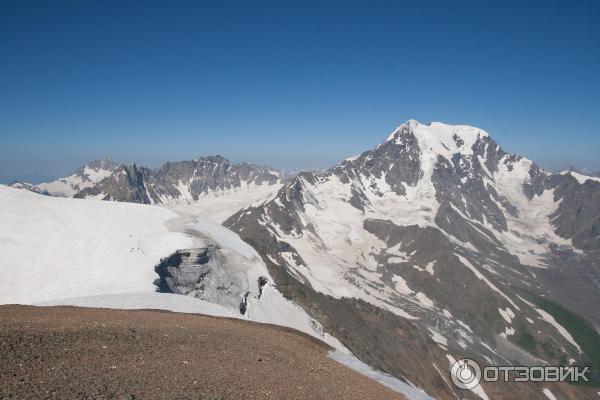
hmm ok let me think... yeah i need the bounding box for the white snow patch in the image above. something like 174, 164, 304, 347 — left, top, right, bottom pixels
428, 328, 448, 347
500, 326, 515, 339
457, 319, 474, 333
414, 261, 435, 275
415, 291, 435, 309
542, 388, 558, 400
499, 307, 516, 324
393, 275, 414, 296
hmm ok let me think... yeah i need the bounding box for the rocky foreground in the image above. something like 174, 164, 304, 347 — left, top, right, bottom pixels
0, 305, 404, 400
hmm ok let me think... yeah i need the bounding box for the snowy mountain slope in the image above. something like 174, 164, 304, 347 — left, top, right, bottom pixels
225, 120, 600, 400
165, 180, 283, 223
35, 158, 119, 197
0, 185, 434, 400
0, 185, 194, 304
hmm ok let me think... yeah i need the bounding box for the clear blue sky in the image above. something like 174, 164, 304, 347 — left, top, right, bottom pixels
1, 0, 599, 183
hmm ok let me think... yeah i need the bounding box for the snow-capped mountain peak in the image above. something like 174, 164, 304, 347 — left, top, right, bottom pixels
224, 120, 600, 400
36, 158, 119, 197
385, 119, 490, 157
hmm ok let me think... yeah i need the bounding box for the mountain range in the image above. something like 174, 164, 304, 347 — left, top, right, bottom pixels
4, 120, 600, 400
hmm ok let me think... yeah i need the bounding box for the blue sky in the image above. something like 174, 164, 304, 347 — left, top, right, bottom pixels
1, 0, 599, 183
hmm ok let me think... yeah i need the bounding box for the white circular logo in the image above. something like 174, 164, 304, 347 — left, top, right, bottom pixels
450, 358, 482, 389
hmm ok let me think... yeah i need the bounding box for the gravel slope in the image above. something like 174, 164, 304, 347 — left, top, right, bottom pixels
0, 305, 404, 400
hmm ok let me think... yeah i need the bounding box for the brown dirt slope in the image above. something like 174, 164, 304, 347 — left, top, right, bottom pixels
0, 305, 404, 400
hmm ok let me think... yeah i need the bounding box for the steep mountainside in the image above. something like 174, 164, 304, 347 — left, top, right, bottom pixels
225, 120, 600, 400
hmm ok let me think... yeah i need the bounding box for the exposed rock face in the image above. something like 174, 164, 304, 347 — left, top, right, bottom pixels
76, 163, 153, 203
154, 247, 215, 294
224, 120, 600, 400
546, 173, 600, 252
330, 123, 422, 197
154, 246, 249, 312
75, 155, 284, 205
